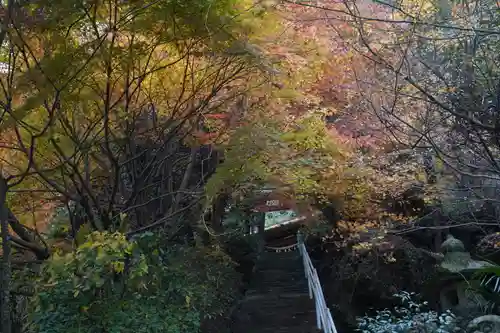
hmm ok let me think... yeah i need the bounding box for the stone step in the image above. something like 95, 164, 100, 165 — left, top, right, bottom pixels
259, 250, 301, 262
257, 251, 302, 261
233, 325, 320, 333
232, 319, 321, 333
256, 255, 302, 262
246, 288, 308, 297
237, 294, 313, 310
233, 311, 317, 328
241, 327, 321, 333
252, 268, 305, 280
246, 284, 309, 296
239, 292, 309, 303
247, 272, 308, 286
236, 306, 316, 318
232, 319, 319, 333
255, 259, 303, 271
250, 278, 306, 288
231, 251, 319, 333
232, 296, 319, 333
255, 259, 303, 268
247, 279, 308, 293
250, 268, 307, 287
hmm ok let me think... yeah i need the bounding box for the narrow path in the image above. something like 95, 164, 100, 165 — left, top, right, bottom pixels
231, 250, 320, 333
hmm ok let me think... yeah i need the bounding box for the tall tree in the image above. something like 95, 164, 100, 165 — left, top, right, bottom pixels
0, 0, 272, 240
290, 0, 500, 230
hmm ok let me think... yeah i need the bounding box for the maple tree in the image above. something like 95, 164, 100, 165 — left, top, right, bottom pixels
0, 0, 269, 233
0, 0, 282, 330
269, 1, 415, 235
0, 0, 384, 325
272, 0, 500, 255
199, 2, 391, 233
343, 0, 500, 218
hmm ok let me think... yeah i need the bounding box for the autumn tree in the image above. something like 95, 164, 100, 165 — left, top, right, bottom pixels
278, 0, 500, 246
338, 0, 500, 223
0, 0, 281, 330
0, 0, 277, 242
200, 2, 386, 237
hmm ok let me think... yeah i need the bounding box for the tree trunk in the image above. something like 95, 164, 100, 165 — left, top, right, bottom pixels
0, 176, 12, 333
167, 148, 197, 237
7, 210, 49, 260
170, 147, 197, 215
210, 193, 229, 233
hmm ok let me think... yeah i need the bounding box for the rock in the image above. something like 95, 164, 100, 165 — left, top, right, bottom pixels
467, 314, 500, 332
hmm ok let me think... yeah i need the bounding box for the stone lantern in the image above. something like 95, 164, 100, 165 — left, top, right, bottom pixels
437, 235, 493, 312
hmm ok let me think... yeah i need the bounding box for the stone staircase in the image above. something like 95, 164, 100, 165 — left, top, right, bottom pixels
231, 250, 320, 333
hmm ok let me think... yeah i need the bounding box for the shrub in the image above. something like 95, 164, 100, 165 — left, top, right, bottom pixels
356, 291, 463, 333
29, 231, 240, 333
46, 205, 72, 239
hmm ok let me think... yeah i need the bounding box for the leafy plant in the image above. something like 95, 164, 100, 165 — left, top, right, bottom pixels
472, 265, 500, 308
356, 291, 463, 333
29, 231, 240, 333
45, 206, 70, 239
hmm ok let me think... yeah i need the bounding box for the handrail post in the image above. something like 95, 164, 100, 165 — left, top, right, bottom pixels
297, 230, 304, 255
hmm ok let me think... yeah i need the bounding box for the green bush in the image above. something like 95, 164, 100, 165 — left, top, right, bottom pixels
45, 205, 72, 239
356, 291, 462, 333
29, 231, 240, 333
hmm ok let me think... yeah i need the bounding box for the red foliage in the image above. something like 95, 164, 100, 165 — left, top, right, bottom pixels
205, 113, 229, 120
194, 131, 220, 144
280, 2, 391, 152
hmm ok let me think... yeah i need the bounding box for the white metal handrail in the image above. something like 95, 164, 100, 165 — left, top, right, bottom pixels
297, 233, 338, 333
